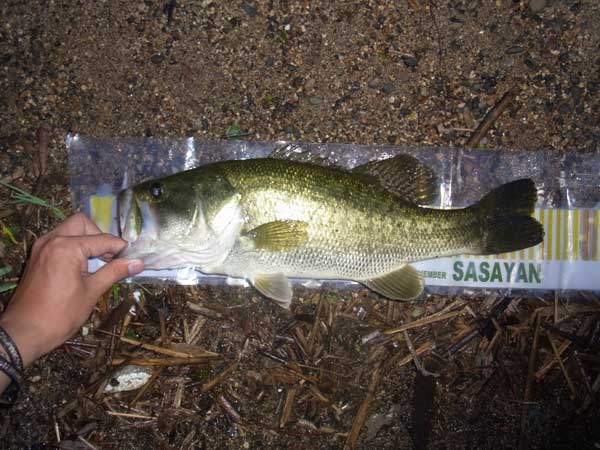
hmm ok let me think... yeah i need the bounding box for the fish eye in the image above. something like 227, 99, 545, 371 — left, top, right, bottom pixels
150, 182, 163, 199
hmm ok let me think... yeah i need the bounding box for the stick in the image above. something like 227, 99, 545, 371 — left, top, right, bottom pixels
130, 367, 163, 407
111, 357, 209, 367
466, 87, 518, 148
200, 360, 239, 392
279, 387, 297, 428
383, 310, 462, 335
547, 331, 577, 399
119, 335, 218, 359
77, 436, 100, 450
343, 362, 383, 450
519, 313, 541, 450
403, 330, 438, 377
535, 339, 571, 380
106, 411, 157, 420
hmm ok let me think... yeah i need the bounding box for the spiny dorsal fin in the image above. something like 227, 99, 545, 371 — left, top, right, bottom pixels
361, 264, 424, 300
245, 220, 309, 251
252, 273, 293, 308
352, 154, 438, 205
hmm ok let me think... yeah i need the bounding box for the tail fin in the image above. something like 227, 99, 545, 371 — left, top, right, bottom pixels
473, 179, 544, 255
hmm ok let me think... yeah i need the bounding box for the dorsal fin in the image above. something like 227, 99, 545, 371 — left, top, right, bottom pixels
352, 154, 438, 205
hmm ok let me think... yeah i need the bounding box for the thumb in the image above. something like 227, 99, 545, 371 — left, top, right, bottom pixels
85, 258, 144, 300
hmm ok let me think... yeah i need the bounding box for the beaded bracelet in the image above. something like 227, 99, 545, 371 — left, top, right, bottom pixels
0, 325, 23, 372
0, 325, 24, 406
0, 354, 22, 406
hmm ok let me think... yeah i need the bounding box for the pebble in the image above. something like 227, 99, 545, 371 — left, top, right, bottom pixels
381, 83, 394, 94
529, 0, 547, 13
264, 56, 275, 68
241, 2, 258, 17
506, 46, 524, 55
368, 77, 383, 89
402, 55, 418, 68
150, 53, 164, 64
559, 103, 571, 114
291, 76, 304, 89
309, 96, 324, 105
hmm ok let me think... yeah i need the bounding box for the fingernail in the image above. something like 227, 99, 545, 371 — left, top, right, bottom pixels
128, 259, 144, 275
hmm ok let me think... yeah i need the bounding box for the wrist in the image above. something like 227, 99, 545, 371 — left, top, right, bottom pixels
0, 314, 47, 367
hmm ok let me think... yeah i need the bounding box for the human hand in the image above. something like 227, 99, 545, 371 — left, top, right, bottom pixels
0, 213, 144, 367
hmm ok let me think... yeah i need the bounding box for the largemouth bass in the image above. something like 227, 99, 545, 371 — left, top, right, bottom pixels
118, 155, 544, 306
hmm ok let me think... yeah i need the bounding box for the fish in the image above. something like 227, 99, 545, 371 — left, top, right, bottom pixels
117, 154, 544, 306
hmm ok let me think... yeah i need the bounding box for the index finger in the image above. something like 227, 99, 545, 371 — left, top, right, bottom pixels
53, 212, 103, 237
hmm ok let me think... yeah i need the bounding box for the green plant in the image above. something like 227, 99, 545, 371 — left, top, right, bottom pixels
0, 181, 65, 219
0, 265, 17, 294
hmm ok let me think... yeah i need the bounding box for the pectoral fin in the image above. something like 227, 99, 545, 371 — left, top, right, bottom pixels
252, 273, 293, 307
353, 154, 438, 205
245, 220, 309, 251
362, 265, 424, 300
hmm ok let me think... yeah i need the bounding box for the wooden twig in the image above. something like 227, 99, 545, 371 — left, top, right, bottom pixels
130, 367, 163, 406
112, 357, 209, 367
387, 341, 434, 369
535, 339, 571, 380
106, 411, 157, 420
384, 310, 462, 335
77, 436, 100, 450
119, 336, 218, 359
403, 330, 438, 377
216, 394, 241, 423
466, 87, 519, 148
343, 361, 383, 450
199, 360, 239, 392
547, 331, 577, 399
581, 372, 600, 411
279, 387, 297, 428
519, 313, 541, 450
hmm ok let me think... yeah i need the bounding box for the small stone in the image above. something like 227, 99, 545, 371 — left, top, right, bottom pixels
241, 2, 258, 17
291, 76, 304, 89
570, 86, 583, 104
368, 77, 383, 89
400, 107, 410, 117
559, 103, 571, 114
506, 46, 524, 55
529, 0, 546, 13
150, 53, 164, 64
264, 56, 275, 68
381, 83, 394, 94
402, 55, 418, 68
524, 58, 536, 69
309, 96, 324, 105
30, 375, 42, 383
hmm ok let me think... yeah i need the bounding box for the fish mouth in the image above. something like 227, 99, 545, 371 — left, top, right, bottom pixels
117, 188, 139, 242
117, 189, 159, 243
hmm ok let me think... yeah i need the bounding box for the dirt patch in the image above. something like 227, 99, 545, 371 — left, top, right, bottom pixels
1, 1, 599, 449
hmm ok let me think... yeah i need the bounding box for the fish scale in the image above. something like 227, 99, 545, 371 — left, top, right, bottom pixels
213, 159, 481, 279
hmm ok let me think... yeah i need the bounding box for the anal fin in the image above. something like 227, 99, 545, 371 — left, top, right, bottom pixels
252, 273, 293, 307
362, 265, 424, 300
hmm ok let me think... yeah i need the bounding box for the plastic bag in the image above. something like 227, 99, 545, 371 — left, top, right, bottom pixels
67, 134, 600, 297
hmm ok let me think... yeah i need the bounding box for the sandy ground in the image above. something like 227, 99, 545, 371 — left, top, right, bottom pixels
1, 1, 599, 449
